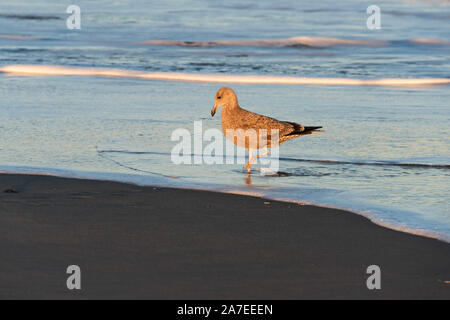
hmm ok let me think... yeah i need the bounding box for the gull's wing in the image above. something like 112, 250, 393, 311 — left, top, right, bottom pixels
237, 107, 305, 137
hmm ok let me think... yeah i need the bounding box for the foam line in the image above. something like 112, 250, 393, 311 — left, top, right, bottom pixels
1, 65, 449, 87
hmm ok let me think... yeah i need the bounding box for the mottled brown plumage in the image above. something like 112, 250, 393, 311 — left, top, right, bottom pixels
211, 87, 323, 172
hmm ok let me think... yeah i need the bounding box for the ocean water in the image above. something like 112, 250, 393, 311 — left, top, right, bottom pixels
0, 0, 449, 240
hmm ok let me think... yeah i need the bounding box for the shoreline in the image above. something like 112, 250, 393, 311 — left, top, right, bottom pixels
1, 168, 448, 243
0, 173, 449, 299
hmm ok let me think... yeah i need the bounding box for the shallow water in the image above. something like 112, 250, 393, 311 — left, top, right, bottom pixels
0, 0, 449, 240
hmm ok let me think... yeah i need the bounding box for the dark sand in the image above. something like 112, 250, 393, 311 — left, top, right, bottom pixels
0, 173, 449, 299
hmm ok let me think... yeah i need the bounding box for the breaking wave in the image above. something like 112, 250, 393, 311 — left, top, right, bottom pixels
2, 65, 449, 87
137, 36, 450, 48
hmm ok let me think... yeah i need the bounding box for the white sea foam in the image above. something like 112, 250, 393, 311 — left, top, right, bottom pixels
2, 65, 449, 87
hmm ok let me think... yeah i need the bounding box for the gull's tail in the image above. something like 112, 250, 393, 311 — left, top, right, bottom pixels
302, 126, 324, 134
285, 123, 324, 136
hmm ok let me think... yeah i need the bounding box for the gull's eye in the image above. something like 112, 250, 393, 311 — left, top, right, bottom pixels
217, 96, 222, 99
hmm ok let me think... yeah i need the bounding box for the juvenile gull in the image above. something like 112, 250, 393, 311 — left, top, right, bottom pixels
211, 87, 323, 173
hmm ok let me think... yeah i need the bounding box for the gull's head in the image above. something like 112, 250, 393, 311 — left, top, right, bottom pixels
211, 87, 238, 117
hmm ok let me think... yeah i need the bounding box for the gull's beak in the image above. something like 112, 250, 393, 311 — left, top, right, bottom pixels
211, 103, 219, 117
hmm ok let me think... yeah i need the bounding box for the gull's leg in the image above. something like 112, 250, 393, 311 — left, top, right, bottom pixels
244, 148, 254, 173
256, 146, 270, 160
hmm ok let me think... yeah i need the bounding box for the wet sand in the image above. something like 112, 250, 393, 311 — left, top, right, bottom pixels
0, 173, 448, 299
